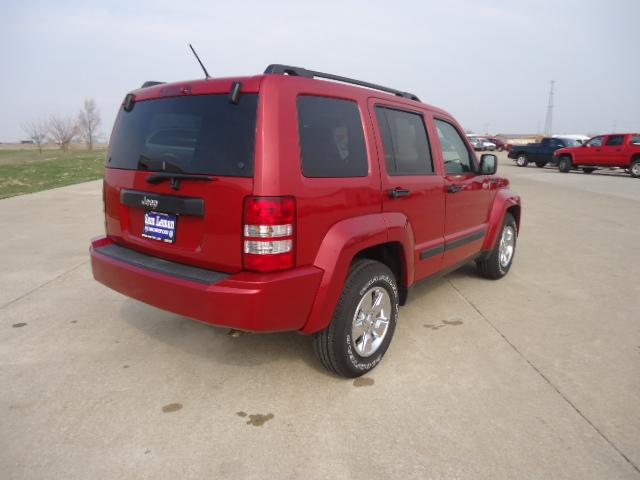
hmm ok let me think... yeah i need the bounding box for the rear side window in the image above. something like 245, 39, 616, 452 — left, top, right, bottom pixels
375, 106, 433, 175
297, 96, 368, 177
107, 94, 258, 176
606, 135, 625, 146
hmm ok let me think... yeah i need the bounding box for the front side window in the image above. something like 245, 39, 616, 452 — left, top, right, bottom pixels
631, 135, 640, 145
435, 119, 476, 174
586, 136, 604, 147
297, 96, 368, 178
375, 106, 433, 175
606, 135, 625, 146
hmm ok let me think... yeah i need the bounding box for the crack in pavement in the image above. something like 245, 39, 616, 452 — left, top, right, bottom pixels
447, 278, 640, 476
0, 260, 88, 311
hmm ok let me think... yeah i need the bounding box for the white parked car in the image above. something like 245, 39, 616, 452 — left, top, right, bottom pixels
480, 139, 496, 151
467, 137, 484, 151
552, 134, 590, 145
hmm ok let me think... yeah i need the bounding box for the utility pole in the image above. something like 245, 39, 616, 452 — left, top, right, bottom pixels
543, 80, 555, 136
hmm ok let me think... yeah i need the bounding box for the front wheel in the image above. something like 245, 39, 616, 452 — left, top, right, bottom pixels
630, 159, 640, 178
515, 155, 528, 167
313, 260, 399, 377
476, 213, 517, 280
558, 156, 572, 173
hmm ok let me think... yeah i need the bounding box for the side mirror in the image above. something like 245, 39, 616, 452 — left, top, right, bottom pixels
480, 154, 497, 175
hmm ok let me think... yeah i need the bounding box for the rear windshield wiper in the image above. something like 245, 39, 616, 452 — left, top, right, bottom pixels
138, 156, 185, 173
146, 172, 215, 190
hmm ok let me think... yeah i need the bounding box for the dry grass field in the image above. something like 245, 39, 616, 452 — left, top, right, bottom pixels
0, 144, 106, 199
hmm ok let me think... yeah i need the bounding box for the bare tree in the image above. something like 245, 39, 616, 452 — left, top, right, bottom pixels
78, 98, 101, 151
49, 115, 79, 151
22, 119, 49, 154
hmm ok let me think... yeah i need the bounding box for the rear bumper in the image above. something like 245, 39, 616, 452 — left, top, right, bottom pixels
90, 237, 323, 332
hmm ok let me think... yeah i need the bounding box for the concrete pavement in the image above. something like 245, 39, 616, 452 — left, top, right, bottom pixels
1, 157, 639, 479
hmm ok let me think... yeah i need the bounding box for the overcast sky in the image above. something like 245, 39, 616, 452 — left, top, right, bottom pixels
1, 0, 638, 142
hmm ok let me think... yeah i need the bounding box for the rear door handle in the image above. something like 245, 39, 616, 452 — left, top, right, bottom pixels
447, 184, 463, 193
388, 188, 411, 199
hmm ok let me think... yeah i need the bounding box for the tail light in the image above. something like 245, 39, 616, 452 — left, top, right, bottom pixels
243, 196, 295, 272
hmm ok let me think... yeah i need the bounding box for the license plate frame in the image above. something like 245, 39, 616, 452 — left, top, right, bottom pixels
142, 211, 178, 243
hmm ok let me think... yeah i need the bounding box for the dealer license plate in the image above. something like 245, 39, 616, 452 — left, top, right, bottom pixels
142, 211, 177, 243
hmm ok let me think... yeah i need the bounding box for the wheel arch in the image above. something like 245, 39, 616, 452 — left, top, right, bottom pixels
354, 242, 408, 305
559, 152, 573, 163
630, 154, 640, 177
506, 204, 521, 232
300, 212, 414, 334
481, 190, 522, 252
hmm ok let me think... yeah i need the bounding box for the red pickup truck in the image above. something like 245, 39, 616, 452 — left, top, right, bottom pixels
90, 64, 521, 377
554, 133, 640, 177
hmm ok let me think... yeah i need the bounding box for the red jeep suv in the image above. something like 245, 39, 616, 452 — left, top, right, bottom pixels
90, 65, 521, 377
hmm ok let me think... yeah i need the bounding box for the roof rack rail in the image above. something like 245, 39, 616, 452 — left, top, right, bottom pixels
140, 81, 166, 88
264, 64, 420, 102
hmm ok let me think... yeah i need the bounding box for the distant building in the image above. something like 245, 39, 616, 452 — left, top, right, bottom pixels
495, 134, 542, 146
20, 140, 35, 144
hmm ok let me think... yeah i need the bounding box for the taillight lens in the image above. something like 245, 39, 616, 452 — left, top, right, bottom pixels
243, 196, 295, 272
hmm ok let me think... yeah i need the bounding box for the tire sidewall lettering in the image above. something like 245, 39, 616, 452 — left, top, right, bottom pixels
347, 274, 398, 371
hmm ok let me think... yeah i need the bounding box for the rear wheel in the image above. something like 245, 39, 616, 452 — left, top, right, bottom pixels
476, 213, 517, 280
515, 154, 528, 167
558, 156, 572, 173
313, 260, 399, 378
582, 168, 596, 174
630, 159, 640, 178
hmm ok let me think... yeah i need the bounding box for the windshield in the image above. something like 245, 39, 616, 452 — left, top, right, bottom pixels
107, 93, 258, 177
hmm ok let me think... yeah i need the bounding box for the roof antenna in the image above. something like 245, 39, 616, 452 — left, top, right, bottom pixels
188, 43, 210, 79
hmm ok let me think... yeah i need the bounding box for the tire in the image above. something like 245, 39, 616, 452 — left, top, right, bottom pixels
630, 159, 640, 178
313, 260, 399, 378
515, 154, 528, 167
535, 161, 547, 168
582, 168, 596, 174
476, 213, 517, 280
558, 156, 572, 173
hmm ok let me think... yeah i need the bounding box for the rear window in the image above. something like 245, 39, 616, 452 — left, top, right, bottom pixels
107, 94, 258, 177
606, 135, 625, 146
297, 96, 368, 178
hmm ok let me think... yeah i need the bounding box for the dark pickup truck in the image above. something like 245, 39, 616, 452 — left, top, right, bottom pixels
508, 137, 580, 168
